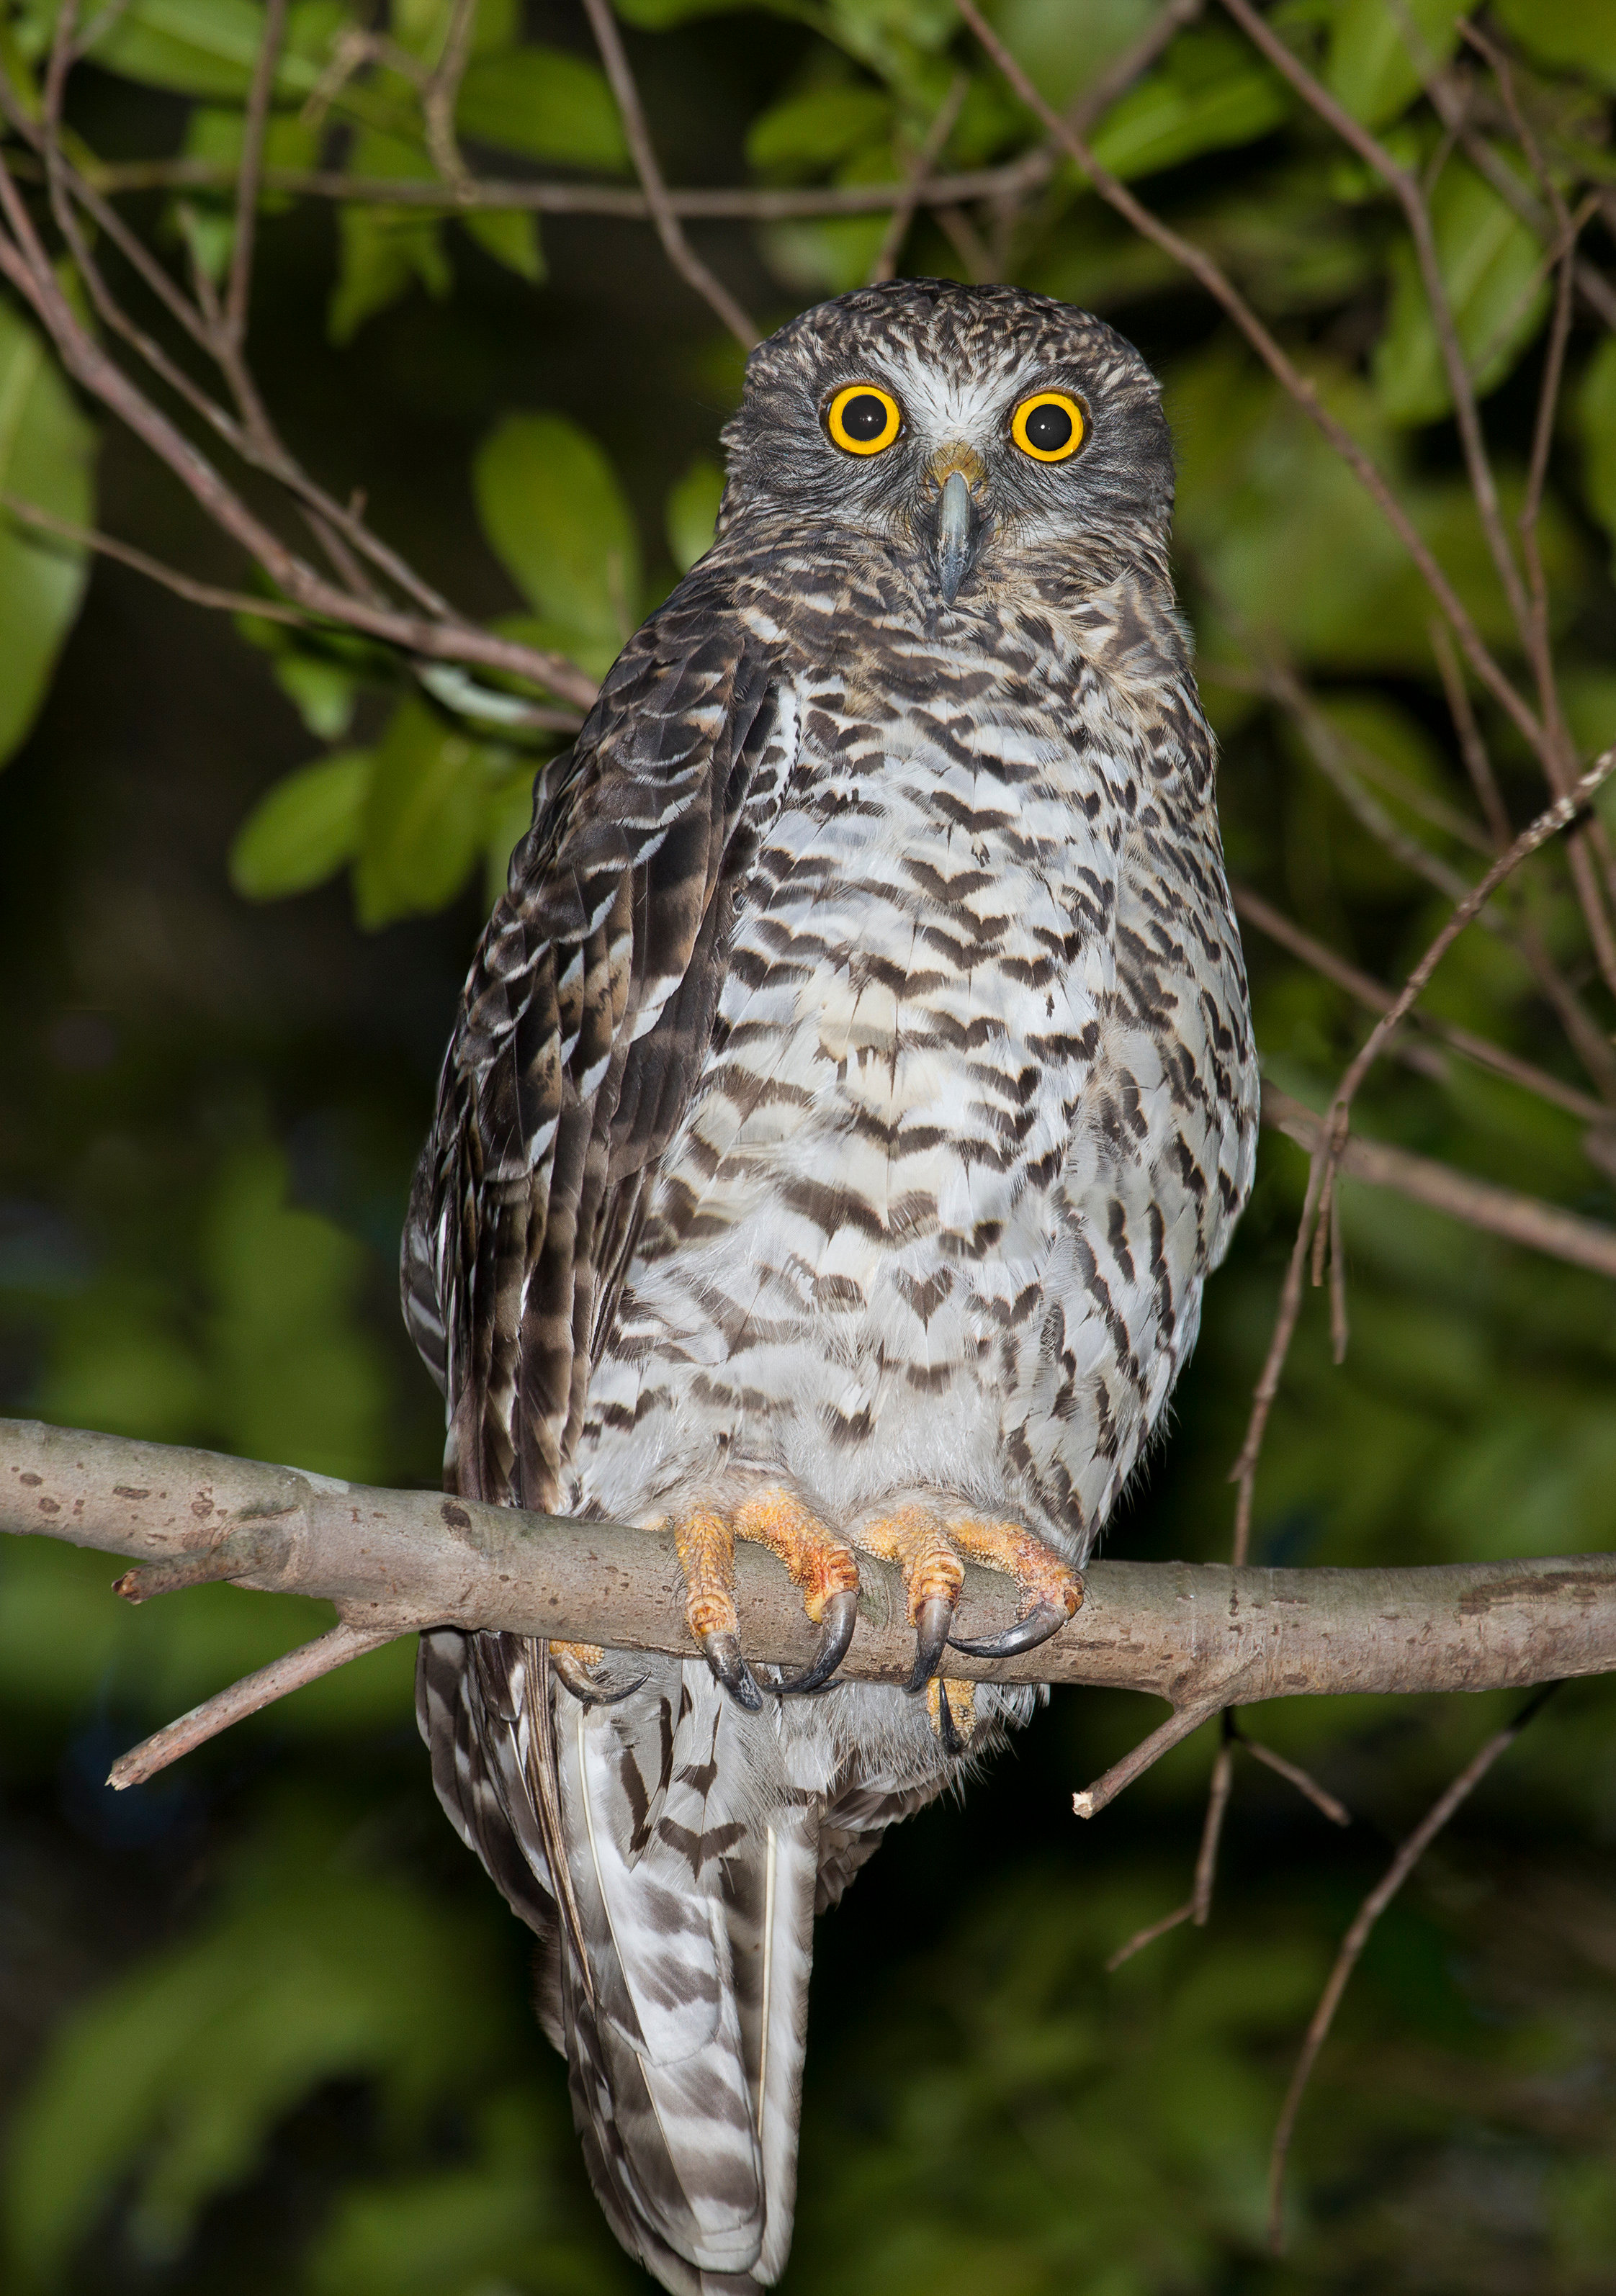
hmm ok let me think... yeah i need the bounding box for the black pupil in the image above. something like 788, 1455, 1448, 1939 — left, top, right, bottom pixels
841, 393, 889, 441
1026, 400, 1074, 451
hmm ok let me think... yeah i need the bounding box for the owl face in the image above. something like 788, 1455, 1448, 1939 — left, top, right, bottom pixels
719, 279, 1176, 603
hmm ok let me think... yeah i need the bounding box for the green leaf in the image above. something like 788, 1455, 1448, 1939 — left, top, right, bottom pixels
228, 750, 374, 900
272, 651, 360, 739
1489, 0, 1616, 93
89, 0, 344, 102
665, 455, 725, 573
1088, 27, 1289, 181
473, 412, 639, 649
989, 0, 1161, 112
1578, 335, 1616, 569
460, 205, 545, 281
457, 48, 629, 169
352, 698, 493, 927
1372, 160, 1549, 426
328, 146, 452, 343
0, 302, 94, 769
745, 84, 893, 177
1325, 0, 1462, 129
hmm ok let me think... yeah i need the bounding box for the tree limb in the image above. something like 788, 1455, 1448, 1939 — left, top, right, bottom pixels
5, 1418, 1616, 1714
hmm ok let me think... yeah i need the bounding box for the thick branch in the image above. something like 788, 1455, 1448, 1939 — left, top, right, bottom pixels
4, 1418, 1615, 1707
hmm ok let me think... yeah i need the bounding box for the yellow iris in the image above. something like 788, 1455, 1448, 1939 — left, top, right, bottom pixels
825, 382, 902, 456
1010, 391, 1084, 462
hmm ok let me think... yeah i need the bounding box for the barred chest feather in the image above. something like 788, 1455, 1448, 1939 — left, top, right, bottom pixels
573, 572, 1257, 1559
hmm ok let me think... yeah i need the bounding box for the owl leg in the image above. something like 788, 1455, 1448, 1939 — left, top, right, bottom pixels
671, 1495, 861, 1711
926, 1675, 977, 1757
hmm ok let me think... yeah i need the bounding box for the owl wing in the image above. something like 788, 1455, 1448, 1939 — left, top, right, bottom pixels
403, 595, 796, 1518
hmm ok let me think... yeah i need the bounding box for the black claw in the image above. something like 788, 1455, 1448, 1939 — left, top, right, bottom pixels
948, 1597, 1073, 1661
778, 1588, 859, 1695
907, 1593, 956, 1693
702, 1629, 765, 1711
935, 1683, 966, 1759
552, 1650, 649, 1708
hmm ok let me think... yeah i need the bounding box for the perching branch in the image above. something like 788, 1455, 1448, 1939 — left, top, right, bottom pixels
5, 1415, 1616, 1786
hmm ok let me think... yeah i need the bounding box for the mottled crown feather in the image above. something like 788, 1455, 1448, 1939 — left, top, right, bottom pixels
717, 278, 1176, 568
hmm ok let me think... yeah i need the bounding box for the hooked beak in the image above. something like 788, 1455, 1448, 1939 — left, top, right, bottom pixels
935, 469, 979, 606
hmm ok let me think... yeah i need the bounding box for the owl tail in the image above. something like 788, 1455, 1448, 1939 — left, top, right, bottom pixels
547, 1660, 821, 2295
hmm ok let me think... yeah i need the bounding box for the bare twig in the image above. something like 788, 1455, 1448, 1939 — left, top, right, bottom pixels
225, 0, 287, 346
108, 1621, 400, 1788
1262, 1086, 1616, 1284
578, 0, 757, 348
1238, 1731, 1352, 1828
869, 73, 969, 284
1230, 884, 1608, 1125
421, 0, 480, 189
1267, 1687, 1558, 2251
1428, 618, 1514, 850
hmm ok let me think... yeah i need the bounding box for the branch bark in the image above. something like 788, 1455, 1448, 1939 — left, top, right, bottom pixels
5, 1418, 1615, 1707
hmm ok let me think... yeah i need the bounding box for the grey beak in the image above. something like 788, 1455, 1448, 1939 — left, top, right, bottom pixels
935, 470, 979, 606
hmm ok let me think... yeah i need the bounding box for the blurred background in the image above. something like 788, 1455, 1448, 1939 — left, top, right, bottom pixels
3, 0, 1616, 2289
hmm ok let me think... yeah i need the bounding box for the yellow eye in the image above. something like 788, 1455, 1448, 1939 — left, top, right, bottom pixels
1011, 391, 1084, 462
826, 382, 902, 456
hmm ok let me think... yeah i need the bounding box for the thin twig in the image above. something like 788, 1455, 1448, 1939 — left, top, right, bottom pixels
108, 1622, 400, 1788
225, 0, 287, 346
868, 72, 969, 284
578, 0, 757, 348
1429, 618, 1513, 850
1237, 1732, 1352, 1828
1263, 1087, 1616, 1284
1266, 1686, 1558, 2252
421, 0, 480, 188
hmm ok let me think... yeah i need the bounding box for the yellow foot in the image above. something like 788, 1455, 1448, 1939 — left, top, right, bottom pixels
669, 1493, 861, 1711
925, 1675, 978, 1755
854, 1505, 1082, 1691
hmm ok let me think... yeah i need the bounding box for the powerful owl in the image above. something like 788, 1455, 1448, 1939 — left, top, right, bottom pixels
402, 278, 1258, 2292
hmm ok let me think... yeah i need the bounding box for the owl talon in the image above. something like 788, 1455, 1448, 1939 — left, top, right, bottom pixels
702, 1629, 765, 1712
778, 1587, 859, 1695
551, 1645, 649, 1708
949, 1595, 1075, 1661
907, 1593, 956, 1692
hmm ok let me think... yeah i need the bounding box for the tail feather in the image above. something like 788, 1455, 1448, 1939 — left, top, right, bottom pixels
418, 1633, 959, 2294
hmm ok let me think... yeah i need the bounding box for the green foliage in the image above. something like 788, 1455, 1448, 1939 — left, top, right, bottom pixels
665, 454, 725, 572
0, 303, 94, 769
456, 48, 629, 168
4, 1803, 511, 2285
1373, 160, 1550, 425
473, 410, 642, 662
229, 750, 374, 899
1325, 0, 1463, 130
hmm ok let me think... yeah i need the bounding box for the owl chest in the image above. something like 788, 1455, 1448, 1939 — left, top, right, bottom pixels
641, 713, 1131, 1289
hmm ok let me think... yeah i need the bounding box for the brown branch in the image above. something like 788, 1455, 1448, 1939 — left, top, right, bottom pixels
1266, 1687, 1556, 2251
109, 1622, 399, 1788
0, 162, 598, 706
6, 1418, 1616, 1724
578, 0, 757, 348
421, 0, 479, 190
225, 0, 287, 346
1262, 1085, 1616, 1283
1238, 1729, 1352, 1827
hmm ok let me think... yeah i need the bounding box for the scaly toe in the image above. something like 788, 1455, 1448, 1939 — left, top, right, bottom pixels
778, 1586, 860, 1695
950, 1594, 1077, 1661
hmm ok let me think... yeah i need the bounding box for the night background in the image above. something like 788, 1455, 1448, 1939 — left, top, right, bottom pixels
4, 0, 1616, 2288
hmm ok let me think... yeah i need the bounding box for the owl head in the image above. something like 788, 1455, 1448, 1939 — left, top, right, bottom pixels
718, 279, 1175, 603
